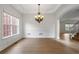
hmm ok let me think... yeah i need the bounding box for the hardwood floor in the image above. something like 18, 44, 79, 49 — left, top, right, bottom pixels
0, 38, 79, 54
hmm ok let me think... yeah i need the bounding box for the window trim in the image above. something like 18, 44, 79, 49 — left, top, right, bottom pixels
65, 23, 74, 32
2, 11, 20, 39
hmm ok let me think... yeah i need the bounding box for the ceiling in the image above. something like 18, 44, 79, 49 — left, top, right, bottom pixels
11, 4, 79, 24
61, 8, 79, 19
11, 4, 61, 14
61, 19, 79, 24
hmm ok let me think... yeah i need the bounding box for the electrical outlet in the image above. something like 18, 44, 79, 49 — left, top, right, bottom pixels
27, 33, 31, 35
39, 33, 43, 35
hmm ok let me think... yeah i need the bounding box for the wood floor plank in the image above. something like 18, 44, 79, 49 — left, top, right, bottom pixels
0, 38, 79, 54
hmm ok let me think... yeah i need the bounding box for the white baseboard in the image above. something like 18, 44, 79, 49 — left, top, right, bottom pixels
24, 36, 55, 38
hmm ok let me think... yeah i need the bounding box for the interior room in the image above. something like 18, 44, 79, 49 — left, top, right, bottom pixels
0, 4, 79, 54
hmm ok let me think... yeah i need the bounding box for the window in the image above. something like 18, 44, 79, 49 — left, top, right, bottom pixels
65, 24, 74, 32
3, 12, 19, 38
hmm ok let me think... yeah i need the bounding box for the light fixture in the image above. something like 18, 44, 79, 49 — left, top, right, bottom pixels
35, 4, 44, 23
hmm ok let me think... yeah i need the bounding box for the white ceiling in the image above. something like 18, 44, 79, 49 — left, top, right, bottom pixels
11, 4, 61, 14
11, 4, 79, 24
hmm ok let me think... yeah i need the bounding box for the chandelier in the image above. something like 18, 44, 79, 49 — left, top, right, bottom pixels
35, 4, 44, 23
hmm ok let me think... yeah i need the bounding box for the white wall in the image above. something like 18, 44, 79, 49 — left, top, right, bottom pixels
56, 19, 60, 39
23, 14, 58, 38
60, 22, 65, 33
0, 5, 23, 51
